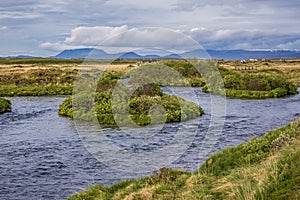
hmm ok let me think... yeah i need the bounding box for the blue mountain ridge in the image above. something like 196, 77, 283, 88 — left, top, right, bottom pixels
2, 48, 300, 60
52, 48, 300, 60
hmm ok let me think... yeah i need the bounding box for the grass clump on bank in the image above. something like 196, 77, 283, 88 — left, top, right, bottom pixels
203, 67, 298, 99
0, 97, 11, 114
0, 66, 77, 96
68, 117, 300, 199
0, 57, 84, 65
59, 73, 203, 126
163, 60, 206, 87
150, 60, 298, 99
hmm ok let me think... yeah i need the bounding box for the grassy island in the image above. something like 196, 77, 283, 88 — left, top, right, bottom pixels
58, 72, 203, 126
69, 117, 300, 200
0, 97, 11, 114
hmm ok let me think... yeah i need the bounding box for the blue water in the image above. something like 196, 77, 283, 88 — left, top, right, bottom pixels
0, 88, 299, 199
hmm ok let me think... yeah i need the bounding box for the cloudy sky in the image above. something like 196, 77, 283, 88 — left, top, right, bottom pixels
0, 0, 300, 56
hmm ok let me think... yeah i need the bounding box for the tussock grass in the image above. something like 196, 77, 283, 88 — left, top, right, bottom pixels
0, 97, 11, 114
69, 118, 300, 199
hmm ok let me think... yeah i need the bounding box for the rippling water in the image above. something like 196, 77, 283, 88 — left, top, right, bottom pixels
0, 88, 299, 199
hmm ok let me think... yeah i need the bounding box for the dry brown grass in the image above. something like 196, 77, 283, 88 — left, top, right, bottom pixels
218, 59, 300, 86
123, 188, 153, 200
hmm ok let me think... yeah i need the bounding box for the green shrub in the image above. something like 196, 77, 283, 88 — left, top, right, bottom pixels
202, 84, 209, 93
0, 98, 11, 114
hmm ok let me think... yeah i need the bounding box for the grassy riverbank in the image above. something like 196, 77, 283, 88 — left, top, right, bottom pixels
144, 59, 298, 99
69, 117, 300, 200
0, 58, 299, 99
0, 97, 11, 114
0, 63, 77, 96
0, 58, 133, 97
202, 65, 298, 98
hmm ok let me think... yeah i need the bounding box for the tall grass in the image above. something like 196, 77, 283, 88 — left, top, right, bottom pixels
68, 118, 300, 199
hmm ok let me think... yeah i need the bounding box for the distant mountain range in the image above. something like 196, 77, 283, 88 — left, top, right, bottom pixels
3, 55, 35, 59
52, 48, 300, 60
2, 48, 300, 60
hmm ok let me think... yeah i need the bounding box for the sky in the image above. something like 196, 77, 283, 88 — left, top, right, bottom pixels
0, 0, 300, 56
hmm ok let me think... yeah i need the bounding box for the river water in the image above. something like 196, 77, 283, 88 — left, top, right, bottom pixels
0, 88, 299, 199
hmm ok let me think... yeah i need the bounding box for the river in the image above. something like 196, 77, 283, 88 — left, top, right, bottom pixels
0, 88, 299, 199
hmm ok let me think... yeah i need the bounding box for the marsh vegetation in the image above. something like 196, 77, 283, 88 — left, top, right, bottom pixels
0, 97, 11, 114
0, 58, 299, 98
0, 58, 299, 199
69, 118, 300, 200
58, 71, 203, 126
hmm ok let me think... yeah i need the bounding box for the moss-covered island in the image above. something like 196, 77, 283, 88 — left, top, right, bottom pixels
0, 97, 11, 114
69, 117, 300, 200
58, 72, 203, 126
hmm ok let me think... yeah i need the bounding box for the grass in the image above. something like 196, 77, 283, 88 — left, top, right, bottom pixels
0, 65, 77, 96
0, 58, 299, 99
224, 88, 295, 99
137, 59, 298, 99
218, 59, 300, 87
163, 60, 206, 87
0, 57, 84, 65
0, 59, 136, 96
68, 117, 300, 199
58, 74, 204, 126
59, 92, 203, 126
0, 83, 73, 96
0, 97, 11, 114
202, 66, 298, 99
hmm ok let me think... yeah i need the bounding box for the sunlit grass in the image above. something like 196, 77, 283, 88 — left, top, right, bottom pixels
68, 118, 300, 199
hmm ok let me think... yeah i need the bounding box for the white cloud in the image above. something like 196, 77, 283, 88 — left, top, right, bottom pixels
2, 0, 300, 56
187, 28, 268, 42
0, 11, 41, 19
277, 40, 300, 50
107, 0, 171, 8
101, 28, 196, 49
0, 26, 7, 30
64, 25, 129, 45
39, 42, 68, 51
42, 26, 200, 53
40, 25, 300, 53
183, 28, 300, 49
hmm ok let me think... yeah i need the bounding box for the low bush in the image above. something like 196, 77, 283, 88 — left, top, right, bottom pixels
0, 97, 11, 114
